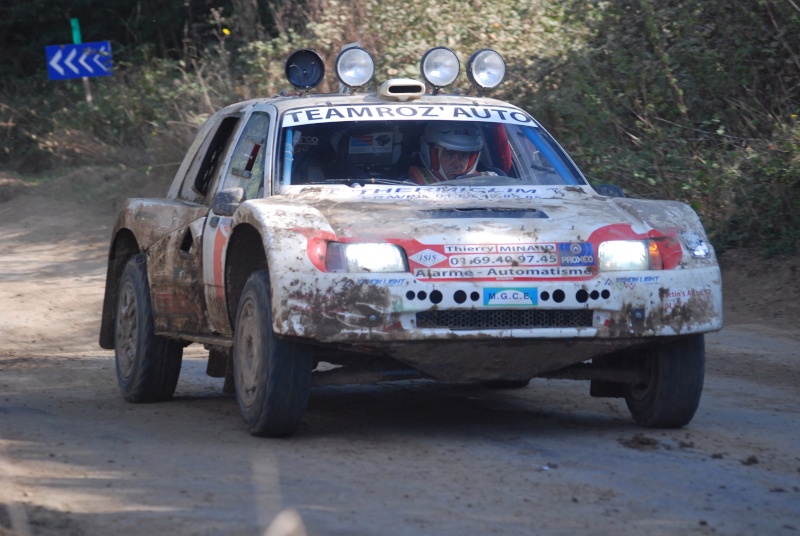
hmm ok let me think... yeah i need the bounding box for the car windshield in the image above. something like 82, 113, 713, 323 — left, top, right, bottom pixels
277, 105, 585, 187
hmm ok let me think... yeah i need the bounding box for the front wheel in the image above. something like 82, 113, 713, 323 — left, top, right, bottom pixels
114, 254, 183, 402
233, 271, 312, 437
624, 335, 705, 428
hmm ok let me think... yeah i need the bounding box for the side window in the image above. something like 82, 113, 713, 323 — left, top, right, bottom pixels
193, 116, 240, 196
220, 112, 270, 200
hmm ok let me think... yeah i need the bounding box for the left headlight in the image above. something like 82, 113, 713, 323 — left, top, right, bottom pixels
598, 240, 663, 272
325, 243, 408, 273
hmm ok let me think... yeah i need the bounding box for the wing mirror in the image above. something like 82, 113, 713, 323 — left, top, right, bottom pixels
211, 187, 245, 216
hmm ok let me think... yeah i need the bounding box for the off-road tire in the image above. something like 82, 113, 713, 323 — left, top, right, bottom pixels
233, 271, 312, 437
114, 254, 183, 402
624, 334, 705, 428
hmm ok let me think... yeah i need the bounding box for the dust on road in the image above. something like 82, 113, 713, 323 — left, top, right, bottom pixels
1, 167, 798, 535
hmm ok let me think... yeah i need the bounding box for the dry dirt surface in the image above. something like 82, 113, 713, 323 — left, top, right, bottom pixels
1, 167, 799, 536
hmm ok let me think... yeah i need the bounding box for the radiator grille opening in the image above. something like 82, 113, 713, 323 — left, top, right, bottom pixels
415, 309, 594, 330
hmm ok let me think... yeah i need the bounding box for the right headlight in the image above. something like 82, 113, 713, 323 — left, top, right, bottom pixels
325, 243, 408, 273
598, 240, 663, 271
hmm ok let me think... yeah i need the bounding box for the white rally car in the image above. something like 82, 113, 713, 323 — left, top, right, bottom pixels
99, 47, 722, 436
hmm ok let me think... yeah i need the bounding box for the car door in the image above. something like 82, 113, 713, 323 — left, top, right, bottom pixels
146, 112, 242, 336
202, 109, 273, 336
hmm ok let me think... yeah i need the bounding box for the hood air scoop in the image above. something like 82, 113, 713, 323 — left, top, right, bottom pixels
420, 207, 548, 219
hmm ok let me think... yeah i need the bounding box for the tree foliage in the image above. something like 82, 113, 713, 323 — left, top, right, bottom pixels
528, 0, 800, 252
0, 0, 798, 252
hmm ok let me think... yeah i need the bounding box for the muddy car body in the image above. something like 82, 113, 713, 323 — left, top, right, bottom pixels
100, 47, 722, 436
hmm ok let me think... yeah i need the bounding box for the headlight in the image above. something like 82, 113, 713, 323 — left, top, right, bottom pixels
598, 240, 663, 271
420, 47, 460, 90
335, 46, 374, 89
325, 243, 408, 273
466, 49, 505, 92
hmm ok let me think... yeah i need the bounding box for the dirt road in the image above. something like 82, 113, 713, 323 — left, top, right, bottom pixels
1, 168, 799, 535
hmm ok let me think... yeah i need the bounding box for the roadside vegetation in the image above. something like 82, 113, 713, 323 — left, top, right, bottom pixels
1, 0, 798, 254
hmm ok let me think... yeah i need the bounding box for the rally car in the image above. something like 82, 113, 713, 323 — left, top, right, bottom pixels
99, 46, 722, 436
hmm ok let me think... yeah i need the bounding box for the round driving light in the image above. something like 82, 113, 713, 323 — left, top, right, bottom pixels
335, 46, 375, 88
467, 49, 505, 91
285, 49, 325, 89
420, 47, 460, 89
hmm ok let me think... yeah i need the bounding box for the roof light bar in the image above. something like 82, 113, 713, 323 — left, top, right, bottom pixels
285, 49, 325, 90
466, 49, 505, 93
420, 47, 460, 91
335, 46, 375, 90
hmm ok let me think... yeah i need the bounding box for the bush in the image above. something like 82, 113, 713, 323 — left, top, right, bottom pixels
1, 0, 798, 253
520, 0, 800, 252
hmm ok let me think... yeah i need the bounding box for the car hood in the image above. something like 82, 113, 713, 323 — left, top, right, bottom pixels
273, 184, 695, 243
236, 184, 713, 281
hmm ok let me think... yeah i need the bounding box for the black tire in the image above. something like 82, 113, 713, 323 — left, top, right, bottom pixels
624, 335, 705, 428
114, 254, 183, 402
233, 271, 312, 437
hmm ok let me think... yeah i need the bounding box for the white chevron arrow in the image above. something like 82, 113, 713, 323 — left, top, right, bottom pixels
64, 49, 79, 74
93, 45, 109, 72
48, 49, 64, 76
78, 50, 94, 73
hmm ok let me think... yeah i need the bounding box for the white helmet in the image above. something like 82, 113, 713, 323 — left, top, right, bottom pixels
420, 121, 483, 181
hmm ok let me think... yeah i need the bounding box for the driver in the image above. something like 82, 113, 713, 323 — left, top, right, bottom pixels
409, 121, 483, 184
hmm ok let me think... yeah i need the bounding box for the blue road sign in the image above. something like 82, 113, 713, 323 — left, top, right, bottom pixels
45, 41, 113, 81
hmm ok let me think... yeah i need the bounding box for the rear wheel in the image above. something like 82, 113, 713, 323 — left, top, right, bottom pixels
624, 335, 705, 428
114, 254, 183, 402
233, 271, 312, 437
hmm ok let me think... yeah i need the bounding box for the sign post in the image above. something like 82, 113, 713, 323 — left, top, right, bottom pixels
44, 18, 113, 105
70, 18, 82, 44
72, 18, 92, 105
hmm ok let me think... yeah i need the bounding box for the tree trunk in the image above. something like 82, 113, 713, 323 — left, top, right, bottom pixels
231, 0, 263, 42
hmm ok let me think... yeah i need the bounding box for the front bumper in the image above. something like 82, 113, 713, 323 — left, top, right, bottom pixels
274, 265, 721, 382
276, 265, 722, 342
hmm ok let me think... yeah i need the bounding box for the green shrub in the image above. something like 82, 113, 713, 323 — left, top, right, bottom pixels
1, 0, 798, 254
520, 0, 800, 252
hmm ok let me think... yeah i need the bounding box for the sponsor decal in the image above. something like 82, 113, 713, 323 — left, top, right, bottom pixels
557, 242, 595, 266
413, 266, 593, 280
413, 268, 476, 279
409, 249, 447, 267
663, 287, 713, 311
447, 252, 558, 268
355, 278, 406, 286
483, 288, 538, 306
605, 275, 661, 289
347, 132, 393, 165
282, 104, 537, 128
355, 186, 543, 200
407, 241, 595, 281
444, 244, 497, 253
296, 185, 564, 201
